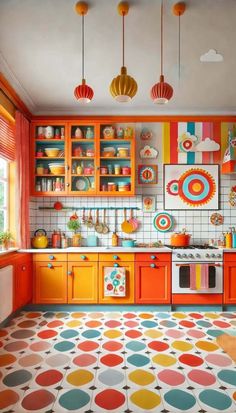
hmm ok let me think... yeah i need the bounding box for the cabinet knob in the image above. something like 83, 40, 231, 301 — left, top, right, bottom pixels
22, 266, 26, 271
113, 255, 118, 260
47, 263, 53, 269
150, 263, 156, 268
49, 255, 54, 260
80, 255, 86, 260
67, 271, 72, 275
150, 255, 156, 260
67, 165, 70, 170
66, 183, 70, 187
114, 263, 119, 267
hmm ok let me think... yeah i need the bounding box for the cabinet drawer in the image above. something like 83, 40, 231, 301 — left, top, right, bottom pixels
99, 253, 134, 262
224, 253, 236, 262
135, 253, 171, 262
68, 253, 98, 262
33, 253, 67, 262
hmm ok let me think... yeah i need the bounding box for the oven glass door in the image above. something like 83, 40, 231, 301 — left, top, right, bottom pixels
172, 262, 222, 293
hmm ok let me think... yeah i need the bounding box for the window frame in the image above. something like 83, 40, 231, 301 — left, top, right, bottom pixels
0, 158, 10, 231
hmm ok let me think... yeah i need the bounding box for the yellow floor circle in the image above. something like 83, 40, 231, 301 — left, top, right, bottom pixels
128, 369, 155, 386
195, 340, 219, 351
66, 320, 82, 328
172, 312, 187, 319
66, 369, 94, 386
103, 329, 122, 339
171, 340, 194, 352
144, 329, 163, 339
152, 354, 177, 367
130, 389, 161, 409
204, 312, 219, 319
71, 312, 86, 319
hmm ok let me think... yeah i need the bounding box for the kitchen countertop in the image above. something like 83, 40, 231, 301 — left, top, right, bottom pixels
19, 247, 172, 253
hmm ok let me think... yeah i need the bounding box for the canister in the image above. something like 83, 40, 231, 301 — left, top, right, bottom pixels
225, 232, 232, 248
114, 164, 121, 175
108, 182, 116, 191
121, 166, 131, 175
107, 164, 113, 174
100, 166, 108, 175
233, 231, 236, 248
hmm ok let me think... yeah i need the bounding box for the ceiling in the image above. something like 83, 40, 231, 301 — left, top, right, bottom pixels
0, 0, 236, 116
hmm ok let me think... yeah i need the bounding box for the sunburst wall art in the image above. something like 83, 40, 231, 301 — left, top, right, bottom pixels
164, 164, 219, 210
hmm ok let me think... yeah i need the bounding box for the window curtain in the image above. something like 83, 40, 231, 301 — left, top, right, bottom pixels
0, 115, 15, 161
15, 111, 30, 248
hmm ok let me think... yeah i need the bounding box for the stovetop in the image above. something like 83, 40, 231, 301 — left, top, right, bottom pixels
166, 245, 223, 262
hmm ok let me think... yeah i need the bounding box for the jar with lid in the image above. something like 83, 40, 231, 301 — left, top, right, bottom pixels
86, 127, 94, 139
112, 232, 119, 247
36, 164, 44, 175
108, 182, 117, 191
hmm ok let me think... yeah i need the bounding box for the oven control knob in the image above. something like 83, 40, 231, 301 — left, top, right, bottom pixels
176, 253, 182, 258
196, 253, 201, 258
182, 254, 187, 258
205, 253, 210, 258
188, 254, 194, 258
216, 253, 222, 258
211, 253, 216, 258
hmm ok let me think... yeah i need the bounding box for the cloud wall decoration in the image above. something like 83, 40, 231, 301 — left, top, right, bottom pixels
200, 49, 223, 62
195, 138, 220, 152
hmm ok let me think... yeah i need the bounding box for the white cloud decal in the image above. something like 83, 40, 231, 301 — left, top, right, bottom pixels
200, 49, 223, 62
195, 138, 220, 152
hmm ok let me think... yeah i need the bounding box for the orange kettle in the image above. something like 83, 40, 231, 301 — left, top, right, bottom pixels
170, 229, 191, 247
32, 229, 48, 249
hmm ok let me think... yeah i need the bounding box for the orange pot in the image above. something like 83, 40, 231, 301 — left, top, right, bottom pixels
170, 232, 191, 247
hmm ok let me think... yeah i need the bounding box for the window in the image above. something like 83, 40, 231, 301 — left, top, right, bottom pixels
0, 158, 9, 231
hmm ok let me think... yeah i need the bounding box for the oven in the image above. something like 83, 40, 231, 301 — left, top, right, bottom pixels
170, 247, 223, 294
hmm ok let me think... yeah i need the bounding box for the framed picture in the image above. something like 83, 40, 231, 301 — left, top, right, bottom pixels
164, 164, 219, 210
138, 165, 157, 184
142, 195, 156, 212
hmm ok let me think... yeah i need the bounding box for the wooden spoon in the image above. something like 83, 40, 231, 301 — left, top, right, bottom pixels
87, 209, 94, 228
102, 208, 109, 234
95, 209, 104, 234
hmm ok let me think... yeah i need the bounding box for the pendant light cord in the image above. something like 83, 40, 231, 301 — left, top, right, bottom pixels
178, 13, 181, 80
160, 0, 163, 76
82, 13, 85, 79
122, 13, 125, 67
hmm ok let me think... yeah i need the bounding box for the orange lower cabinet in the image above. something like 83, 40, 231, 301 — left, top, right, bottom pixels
67, 262, 98, 304
135, 261, 171, 304
14, 255, 32, 310
224, 261, 236, 304
34, 261, 67, 304
99, 261, 134, 304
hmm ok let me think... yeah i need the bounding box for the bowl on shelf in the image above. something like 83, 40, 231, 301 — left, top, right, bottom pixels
101, 147, 116, 157
45, 148, 60, 157
48, 163, 65, 175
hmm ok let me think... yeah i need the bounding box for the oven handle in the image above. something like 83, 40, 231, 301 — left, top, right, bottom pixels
175, 263, 221, 267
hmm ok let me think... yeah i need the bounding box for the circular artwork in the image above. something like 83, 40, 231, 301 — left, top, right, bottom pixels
138, 166, 156, 184
179, 139, 194, 152
210, 213, 223, 226
166, 180, 179, 196
153, 213, 174, 232
178, 169, 216, 206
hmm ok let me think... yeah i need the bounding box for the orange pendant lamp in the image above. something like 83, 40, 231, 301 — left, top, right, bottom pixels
110, 2, 137, 102
151, 0, 173, 104
74, 1, 94, 103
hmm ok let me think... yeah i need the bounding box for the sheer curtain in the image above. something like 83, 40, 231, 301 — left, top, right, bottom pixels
15, 111, 30, 248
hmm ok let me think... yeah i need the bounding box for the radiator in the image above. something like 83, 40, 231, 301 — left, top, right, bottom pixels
0, 265, 13, 323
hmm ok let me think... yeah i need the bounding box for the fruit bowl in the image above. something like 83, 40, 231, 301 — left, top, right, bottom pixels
45, 148, 60, 157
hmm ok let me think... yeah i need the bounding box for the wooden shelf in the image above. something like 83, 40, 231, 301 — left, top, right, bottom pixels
100, 138, 132, 142
71, 156, 95, 160
71, 138, 94, 142
100, 157, 131, 160
35, 139, 65, 142
71, 174, 94, 177
100, 174, 131, 177
35, 174, 65, 177
35, 156, 65, 160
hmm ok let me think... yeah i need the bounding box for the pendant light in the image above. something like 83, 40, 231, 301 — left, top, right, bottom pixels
110, 1, 137, 102
74, 1, 94, 103
172, 2, 186, 81
150, 0, 173, 104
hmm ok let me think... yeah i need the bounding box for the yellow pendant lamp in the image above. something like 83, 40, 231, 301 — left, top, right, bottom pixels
150, 0, 173, 104
110, 1, 137, 102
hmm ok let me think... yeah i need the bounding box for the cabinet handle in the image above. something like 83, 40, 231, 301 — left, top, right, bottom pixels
22, 266, 26, 271
150, 263, 156, 268
113, 255, 118, 260
66, 183, 70, 187
150, 255, 156, 260
97, 166, 100, 170
67, 271, 73, 276
114, 263, 119, 267
80, 255, 86, 260
67, 165, 70, 171
48, 263, 53, 269
49, 255, 54, 260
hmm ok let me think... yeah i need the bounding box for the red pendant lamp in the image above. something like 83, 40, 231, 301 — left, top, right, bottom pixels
151, 0, 173, 104
74, 1, 94, 103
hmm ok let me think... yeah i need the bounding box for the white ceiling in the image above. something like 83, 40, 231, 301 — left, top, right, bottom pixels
0, 0, 236, 116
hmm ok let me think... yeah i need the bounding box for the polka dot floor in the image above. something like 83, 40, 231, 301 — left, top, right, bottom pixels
0, 311, 236, 413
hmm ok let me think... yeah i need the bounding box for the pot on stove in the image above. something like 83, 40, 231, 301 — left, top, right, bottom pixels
170, 228, 191, 247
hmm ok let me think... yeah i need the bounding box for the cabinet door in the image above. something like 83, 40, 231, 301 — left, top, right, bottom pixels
68, 262, 98, 303
14, 256, 32, 311
34, 262, 67, 304
99, 261, 134, 304
135, 261, 171, 304
224, 262, 236, 304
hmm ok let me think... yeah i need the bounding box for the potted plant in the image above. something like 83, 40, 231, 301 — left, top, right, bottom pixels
67, 213, 81, 247
0, 230, 14, 250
